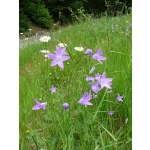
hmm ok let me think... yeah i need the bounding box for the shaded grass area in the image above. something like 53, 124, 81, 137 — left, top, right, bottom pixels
20, 14, 132, 150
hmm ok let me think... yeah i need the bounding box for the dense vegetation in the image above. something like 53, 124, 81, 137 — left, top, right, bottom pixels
19, 0, 132, 32
19, 12, 132, 149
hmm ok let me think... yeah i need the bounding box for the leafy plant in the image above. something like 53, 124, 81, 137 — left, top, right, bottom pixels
26, 3, 53, 29
69, 7, 94, 23
19, 10, 31, 33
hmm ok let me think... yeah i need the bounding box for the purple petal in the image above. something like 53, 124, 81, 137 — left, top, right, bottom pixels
47, 53, 56, 59
41, 103, 47, 109
51, 60, 58, 66
61, 47, 66, 53
62, 103, 69, 110
32, 105, 41, 110
34, 99, 41, 106
92, 54, 98, 60
61, 55, 70, 61
98, 56, 106, 60
85, 102, 93, 106
86, 76, 95, 82
105, 78, 113, 82
85, 49, 93, 56
108, 111, 114, 115
58, 61, 64, 69
89, 66, 95, 74
102, 72, 106, 79
104, 84, 111, 89
56, 46, 62, 55
96, 49, 102, 55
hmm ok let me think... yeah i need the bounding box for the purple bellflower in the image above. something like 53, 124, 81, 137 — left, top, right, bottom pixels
116, 94, 123, 102
89, 66, 95, 74
108, 111, 114, 116
78, 92, 93, 107
90, 82, 102, 93
62, 103, 69, 110
85, 49, 93, 57
86, 76, 95, 82
32, 99, 47, 110
47, 46, 70, 69
92, 49, 106, 64
98, 72, 113, 89
54, 47, 68, 55
94, 73, 101, 81
49, 85, 57, 93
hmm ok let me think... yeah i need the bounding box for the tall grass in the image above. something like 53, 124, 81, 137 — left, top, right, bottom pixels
19, 14, 132, 150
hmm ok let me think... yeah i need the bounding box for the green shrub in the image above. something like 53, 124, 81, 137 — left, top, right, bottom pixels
19, 10, 31, 33
27, 3, 53, 29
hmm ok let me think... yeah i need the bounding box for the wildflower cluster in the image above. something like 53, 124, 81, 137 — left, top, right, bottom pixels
32, 38, 124, 115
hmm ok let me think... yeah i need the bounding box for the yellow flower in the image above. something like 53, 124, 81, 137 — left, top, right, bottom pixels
26, 130, 30, 133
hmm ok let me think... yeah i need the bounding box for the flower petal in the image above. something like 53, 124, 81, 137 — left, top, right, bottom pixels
58, 61, 64, 69
47, 53, 56, 59
51, 60, 58, 66
32, 105, 41, 110
61, 55, 70, 61
34, 99, 41, 106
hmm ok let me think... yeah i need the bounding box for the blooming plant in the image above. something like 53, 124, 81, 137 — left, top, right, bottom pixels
58, 43, 67, 48
74, 47, 84, 51
108, 111, 114, 116
40, 50, 50, 54
31, 39, 128, 150
32, 99, 47, 110
92, 49, 106, 64
90, 82, 101, 93
39, 36, 51, 42
116, 94, 124, 102
34, 46, 123, 113
47, 46, 70, 69
96, 72, 113, 89
62, 103, 69, 110
89, 66, 95, 74
78, 92, 93, 107
85, 49, 92, 56
49, 85, 57, 93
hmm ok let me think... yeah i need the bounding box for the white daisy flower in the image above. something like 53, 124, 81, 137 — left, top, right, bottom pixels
40, 50, 50, 54
44, 54, 50, 58
58, 43, 67, 48
74, 47, 84, 51
39, 36, 51, 42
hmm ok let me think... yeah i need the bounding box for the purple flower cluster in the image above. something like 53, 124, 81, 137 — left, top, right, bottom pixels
79, 68, 113, 106
85, 48, 106, 64
86, 71, 113, 91
32, 45, 125, 118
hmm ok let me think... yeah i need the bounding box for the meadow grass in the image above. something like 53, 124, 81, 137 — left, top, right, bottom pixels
19, 14, 132, 150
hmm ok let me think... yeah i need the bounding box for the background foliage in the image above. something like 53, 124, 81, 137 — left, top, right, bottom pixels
19, 0, 132, 32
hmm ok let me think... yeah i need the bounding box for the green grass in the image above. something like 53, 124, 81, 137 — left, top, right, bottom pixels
19, 14, 132, 150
